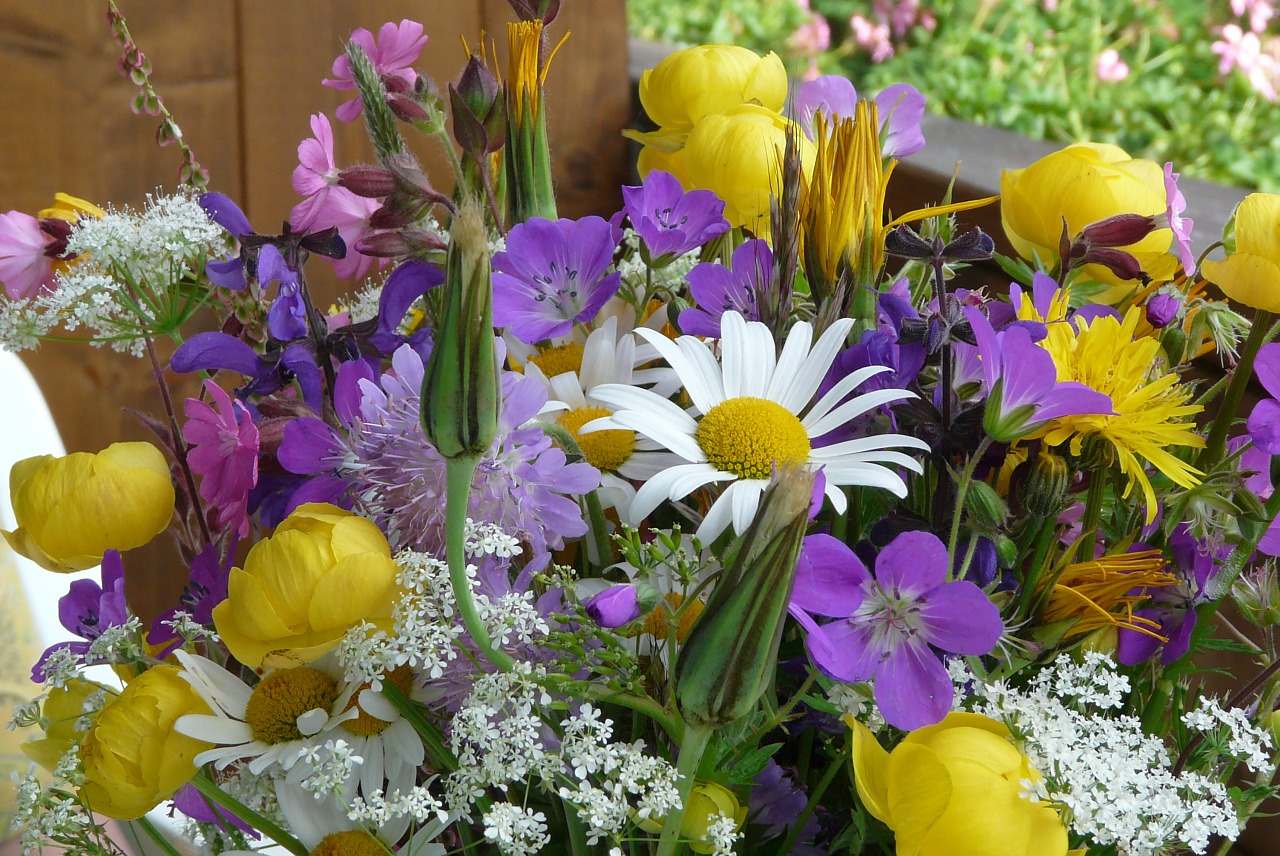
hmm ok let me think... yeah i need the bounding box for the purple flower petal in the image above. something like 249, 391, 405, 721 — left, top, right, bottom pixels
1248, 399, 1280, 455
795, 75, 858, 138
874, 83, 926, 158
279, 417, 343, 474
198, 192, 252, 238
1255, 343, 1280, 401
171, 331, 263, 377
874, 530, 949, 597
792, 534, 868, 617
372, 259, 443, 353
875, 637, 953, 730
918, 580, 1003, 655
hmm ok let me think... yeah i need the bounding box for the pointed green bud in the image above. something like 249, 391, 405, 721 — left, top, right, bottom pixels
1019, 451, 1071, 518
673, 467, 813, 730
963, 479, 1008, 533
421, 204, 498, 460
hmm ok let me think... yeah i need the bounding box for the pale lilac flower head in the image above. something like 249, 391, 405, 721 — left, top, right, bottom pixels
678, 238, 770, 337
32, 551, 129, 682
962, 305, 1114, 442
323, 20, 429, 122
183, 379, 259, 538
620, 170, 728, 262
1163, 162, 1196, 276
1095, 48, 1130, 82
493, 216, 623, 343
789, 530, 1004, 730
0, 210, 58, 299
795, 77, 926, 157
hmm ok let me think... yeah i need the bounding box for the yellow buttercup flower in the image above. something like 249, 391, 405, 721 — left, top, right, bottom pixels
38, 193, 106, 223
3, 442, 175, 572
1030, 307, 1203, 523
79, 665, 213, 819
848, 713, 1069, 856
1202, 193, 1280, 312
212, 503, 399, 670
637, 44, 786, 136
1002, 143, 1176, 295
21, 680, 98, 772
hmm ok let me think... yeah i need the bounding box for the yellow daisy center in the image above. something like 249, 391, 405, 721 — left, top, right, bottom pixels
559, 406, 635, 472
696, 397, 811, 480
633, 592, 705, 643
309, 830, 386, 856
529, 342, 585, 378
244, 668, 338, 745
341, 665, 414, 737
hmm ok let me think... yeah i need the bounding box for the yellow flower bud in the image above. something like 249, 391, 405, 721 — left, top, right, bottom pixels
660, 104, 814, 237
1001, 143, 1175, 296
212, 503, 399, 670
79, 665, 213, 819
1202, 193, 1280, 312
639, 781, 748, 854
638, 45, 786, 133
849, 712, 1069, 856
3, 442, 175, 572
21, 680, 98, 772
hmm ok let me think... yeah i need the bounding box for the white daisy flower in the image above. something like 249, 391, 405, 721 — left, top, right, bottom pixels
583, 311, 928, 542
524, 314, 683, 516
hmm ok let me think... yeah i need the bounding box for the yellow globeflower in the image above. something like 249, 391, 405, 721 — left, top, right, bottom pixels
849, 713, 1068, 856
669, 103, 815, 237
1202, 193, 1280, 312
640, 781, 748, 854
638, 45, 786, 134
212, 503, 399, 670
79, 665, 213, 819
3, 442, 175, 573
38, 193, 106, 223
21, 680, 98, 772
1001, 143, 1175, 294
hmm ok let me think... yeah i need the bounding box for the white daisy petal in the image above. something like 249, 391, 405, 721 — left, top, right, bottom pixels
361, 736, 385, 801
808, 434, 930, 458
389, 718, 426, 768
629, 463, 720, 523
580, 316, 618, 391
176, 714, 253, 745
823, 478, 848, 514
697, 491, 735, 543
767, 320, 814, 405
549, 371, 587, 410
637, 328, 720, 414
803, 388, 920, 437
820, 462, 910, 495
730, 479, 766, 533
846, 450, 926, 472
617, 451, 688, 479
588, 383, 699, 433
778, 317, 854, 413
358, 688, 399, 721
175, 650, 252, 716
802, 365, 895, 427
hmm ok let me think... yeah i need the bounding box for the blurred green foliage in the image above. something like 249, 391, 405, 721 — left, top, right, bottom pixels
627, 0, 1280, 191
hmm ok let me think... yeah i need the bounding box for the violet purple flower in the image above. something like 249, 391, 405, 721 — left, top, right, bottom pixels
1118, 525, 1221, 665
323, 20, 429, 123
1249, 343, 1280, 454
583, 584, 644, 628
678, 238, 770, 337
1164, 162, 1196, 276
1146, 290, 1182, 329
171, 332, 325, 412
619, 170, 728, 262
147, 544, 233, 656
794, 76, 926, 157
492, 216, 623, 343
963, 305, 1115, 442
788, 530, 1004, 730
32, 551, 129, 682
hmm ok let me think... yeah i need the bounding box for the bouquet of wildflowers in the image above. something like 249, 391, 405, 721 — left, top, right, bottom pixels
5, 2, 1280, 855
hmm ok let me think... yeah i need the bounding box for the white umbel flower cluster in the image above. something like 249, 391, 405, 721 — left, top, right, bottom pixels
952, 653, 1250, 856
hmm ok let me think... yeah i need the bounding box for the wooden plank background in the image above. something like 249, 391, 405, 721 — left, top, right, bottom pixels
0, 0, 629, 619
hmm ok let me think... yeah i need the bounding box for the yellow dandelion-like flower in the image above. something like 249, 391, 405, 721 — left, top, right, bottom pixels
1029, 306, 1203, 523
1041, 549, 1178, 639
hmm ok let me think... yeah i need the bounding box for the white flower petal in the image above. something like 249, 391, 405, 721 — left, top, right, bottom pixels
193, 742, 259, 770
730, 479, 766, 534
809, 433, 931, 459
549, 371, 588, 410
803, 388, 920, 438
176, 714, 253, 745
696, 491, 735, 543
358, 688, 398, 721
361, 736, 384, 800
819, 462, 910, 496
296, 707, 330, 737
767, 320, 813, 405
801, 365, 894, 427
823, 478, 848, 514
629, 463, 720, 523
674, 335, 727, 413
776, 317, 853, 413
636, 328, 718, 414
580, 316, 619, 391
616, 451, 686, 479
175, 650, 252, 717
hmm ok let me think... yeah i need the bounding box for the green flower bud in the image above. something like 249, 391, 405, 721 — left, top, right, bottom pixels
1232, 565, 1280, 627
421, 204, 498, 461
1019, 451, 1072, 518
964, 479, 1008, 533
673, 467, 813, 730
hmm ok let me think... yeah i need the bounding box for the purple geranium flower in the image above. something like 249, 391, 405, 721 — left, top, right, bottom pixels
148, 544, 233, 656
1164, 162, 1195, 277
794, 76, 926, 157
678, 239, 770, 337
619, 170, 728, 262
32, 551, 129, 682
323, 20, 428, 123
493, 216, 623, 343
1249, 343, 1280, 454
1118, 525, 1222, 665
789, 531, 1004, 730
963, 305, 1114, 442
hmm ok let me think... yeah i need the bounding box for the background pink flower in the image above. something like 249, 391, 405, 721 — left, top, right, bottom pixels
1095, 48, 1130, 82
323, 20, 428, 122
0, 211, 56, 299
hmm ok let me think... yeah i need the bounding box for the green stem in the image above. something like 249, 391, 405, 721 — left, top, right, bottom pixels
560, 794, 590, 856
445, 456, 515, 671
382, 681, 458, 772
577, 682, 682, 743
655, 725, 713, 856
131, 817, 184, 856
1078, 467, 1108, 563
948, 436, 994, 576
1200, 309, 1274, 470
190, 774, 309, 856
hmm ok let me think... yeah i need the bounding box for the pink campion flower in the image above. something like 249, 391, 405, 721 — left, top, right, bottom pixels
850, 14, 894, 62
291, 113, 342, 231
1096, 48, 1130, 82
1163, 163, 1196, 276
183, 380, 259, 538
322, 20, 429, 123
1214, 24, 1280, 99
1042, 0, 1058, 10
1233, 0, 1277, 33
0, 211, 57, 299
290, 186, 383, 281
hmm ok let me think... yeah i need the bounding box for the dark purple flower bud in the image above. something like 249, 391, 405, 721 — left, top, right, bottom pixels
942, 228, 995, 262
1146, 291, 1182, 328
37, 217, 73, 259
884, 223, 935, 260
584, 584, 644, 628
1082, 246, 1149, 283
338, 165, 397, 198
388, 94, 430, 122
1079, 213, 1161, 248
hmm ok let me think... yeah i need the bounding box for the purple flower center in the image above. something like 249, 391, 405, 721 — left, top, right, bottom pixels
856, 582, 926, 643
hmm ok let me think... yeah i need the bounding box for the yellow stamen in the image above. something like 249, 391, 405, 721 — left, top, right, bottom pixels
309, 830, 386, 856
633, 592, 705, 643
1042, 549, 1178, 639
243, 668, 338, 745
342, 665, 413, 737
528, 342, 584, 378
696, 397, 810, 480
559, 406, 635, 472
